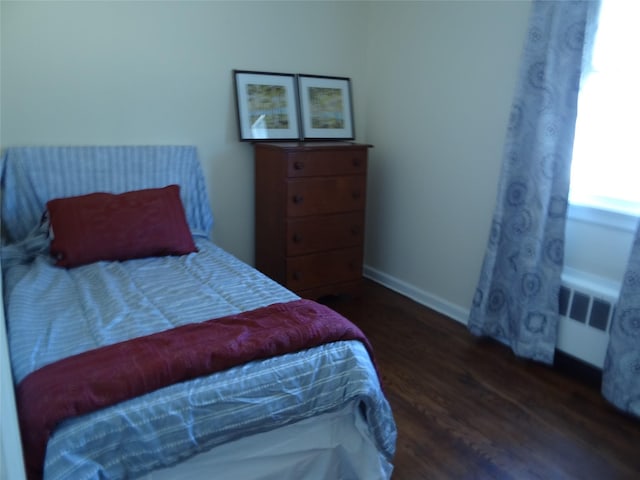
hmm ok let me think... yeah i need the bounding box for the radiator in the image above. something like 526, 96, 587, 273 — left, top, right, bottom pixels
556, 268, 619, 369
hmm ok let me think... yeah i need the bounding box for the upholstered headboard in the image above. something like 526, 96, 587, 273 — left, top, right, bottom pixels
0, 146, 213, 244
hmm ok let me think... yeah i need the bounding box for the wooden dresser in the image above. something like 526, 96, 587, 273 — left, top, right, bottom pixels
254, 142, 369, 299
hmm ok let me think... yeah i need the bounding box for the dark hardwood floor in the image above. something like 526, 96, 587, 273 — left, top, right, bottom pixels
321, 279, 640, 480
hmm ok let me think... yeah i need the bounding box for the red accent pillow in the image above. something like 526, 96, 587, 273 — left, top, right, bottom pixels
47, 185, 197, 268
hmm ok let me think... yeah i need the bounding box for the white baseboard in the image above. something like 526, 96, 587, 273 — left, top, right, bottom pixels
363, 265, 470, 326
363, 264, 613, 369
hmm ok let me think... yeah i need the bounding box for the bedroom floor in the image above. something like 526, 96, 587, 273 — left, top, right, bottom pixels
321, 279, 640, 480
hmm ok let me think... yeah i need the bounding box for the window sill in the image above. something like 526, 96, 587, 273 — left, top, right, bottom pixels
567, 202, 638, 232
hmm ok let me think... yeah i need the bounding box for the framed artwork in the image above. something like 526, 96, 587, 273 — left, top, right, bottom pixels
233, 70, 301, 141
297, 74, 354, 140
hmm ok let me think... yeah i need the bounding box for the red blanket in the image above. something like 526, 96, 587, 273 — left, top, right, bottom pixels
17, 299, 374, 480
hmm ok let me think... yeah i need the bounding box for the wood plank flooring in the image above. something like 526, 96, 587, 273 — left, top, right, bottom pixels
321, 279, 640, 480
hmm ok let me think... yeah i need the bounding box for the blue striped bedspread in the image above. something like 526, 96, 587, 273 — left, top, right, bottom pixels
3, 234, 396, 479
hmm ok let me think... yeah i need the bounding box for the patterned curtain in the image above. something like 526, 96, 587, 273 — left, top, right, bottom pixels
468, 0, 601, 364
602, 221, 640, 417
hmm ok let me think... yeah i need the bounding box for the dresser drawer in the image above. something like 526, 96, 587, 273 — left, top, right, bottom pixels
286, 176, 366, 217
255, 142, 370, 299
286, 149, 367, 177
286, 213, 364, 256
286, 248, 363, 291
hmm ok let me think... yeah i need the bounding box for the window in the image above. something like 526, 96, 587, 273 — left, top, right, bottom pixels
569, 0, 640, 218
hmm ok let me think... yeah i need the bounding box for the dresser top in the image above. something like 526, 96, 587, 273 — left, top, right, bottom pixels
253, 141, 372, 150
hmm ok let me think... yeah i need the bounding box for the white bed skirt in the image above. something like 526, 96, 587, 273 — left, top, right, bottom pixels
142, 401, 393, 480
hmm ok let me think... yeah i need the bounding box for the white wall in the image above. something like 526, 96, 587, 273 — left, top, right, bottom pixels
0, 1, 628, 337
3, 0, 624, 320
2, 8, 25, 477
0, 0, 370, 264
0, 272, 26, 480
361, 0, 633, 317
565, 213, 634, 286
363, 0, 532, 317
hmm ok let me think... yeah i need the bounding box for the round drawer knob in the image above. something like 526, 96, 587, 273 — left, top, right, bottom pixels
352, 158, 361, 167
294, 161, 304, 170
292, 194, 304, 204
292, 233, 303, 243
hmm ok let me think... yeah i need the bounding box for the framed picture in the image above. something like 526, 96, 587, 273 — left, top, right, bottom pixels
233, 70, 301, 141
297, 74, 354, 140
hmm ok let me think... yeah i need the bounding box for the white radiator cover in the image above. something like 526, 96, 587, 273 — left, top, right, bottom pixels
557, 268, 620, 369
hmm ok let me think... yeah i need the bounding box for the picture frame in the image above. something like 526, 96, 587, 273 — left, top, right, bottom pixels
233, 70, 301, 141
297, 74, 354, 140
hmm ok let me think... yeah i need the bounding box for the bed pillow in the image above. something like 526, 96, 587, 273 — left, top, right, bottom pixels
47, 185, 197, 268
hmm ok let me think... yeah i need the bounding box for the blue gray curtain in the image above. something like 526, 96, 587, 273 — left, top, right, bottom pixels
468, 0, 601, 364
602, 221, 640, 417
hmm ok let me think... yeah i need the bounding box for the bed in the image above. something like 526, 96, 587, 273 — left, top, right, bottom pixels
0, 145, 396, 480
